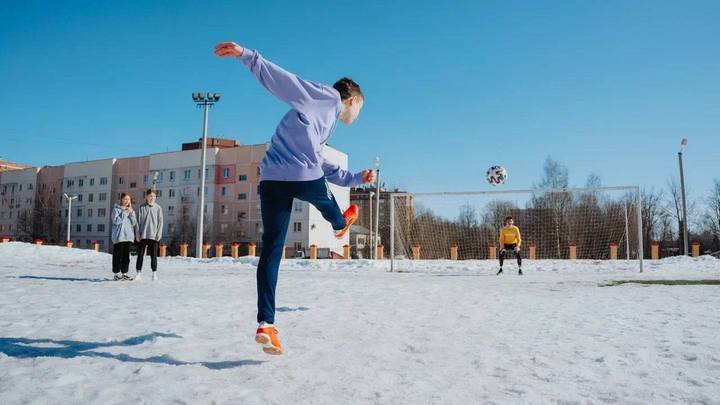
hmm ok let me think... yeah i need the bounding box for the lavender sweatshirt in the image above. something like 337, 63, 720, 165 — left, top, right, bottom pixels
238, 49, 364, 187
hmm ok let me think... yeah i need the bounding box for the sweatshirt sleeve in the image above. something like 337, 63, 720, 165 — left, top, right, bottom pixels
516, 227, 522, 246
130, 211, 138, 234
238, 49, 337, 116
499, 229, 503, 246
322, 158, 364, 188
112, 208, 125, 226
157, 207, 164, 240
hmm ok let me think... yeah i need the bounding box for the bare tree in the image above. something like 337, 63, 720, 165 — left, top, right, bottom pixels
704, 179, 720, 237
33, 185, 62, 243
665, 177, 697, 248
532, 156, 572, 258
15, 209, 34, 242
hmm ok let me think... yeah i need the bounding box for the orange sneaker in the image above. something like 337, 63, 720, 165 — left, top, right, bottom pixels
335, 204, 359, 239
255, 324, 283, 355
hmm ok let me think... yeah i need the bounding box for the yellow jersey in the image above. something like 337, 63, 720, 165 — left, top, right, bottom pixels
499, 225, 522, 246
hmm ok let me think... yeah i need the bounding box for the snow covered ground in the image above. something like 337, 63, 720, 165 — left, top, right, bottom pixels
1, 242, 719, 404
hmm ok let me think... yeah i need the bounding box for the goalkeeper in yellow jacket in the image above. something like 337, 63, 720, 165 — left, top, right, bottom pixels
497, 216, 523, 275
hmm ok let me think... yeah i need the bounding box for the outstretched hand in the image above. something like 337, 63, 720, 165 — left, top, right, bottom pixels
214, 42, 244, 57
361, 169, 376, 184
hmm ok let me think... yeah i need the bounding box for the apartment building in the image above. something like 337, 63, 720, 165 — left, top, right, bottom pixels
0, 167, 40, 238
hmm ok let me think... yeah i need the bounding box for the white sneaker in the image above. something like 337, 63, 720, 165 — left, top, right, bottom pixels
134, 272, 142, 281
152, 272, 158, 282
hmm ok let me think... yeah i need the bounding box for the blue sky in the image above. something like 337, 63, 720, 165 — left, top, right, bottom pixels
1, 0, 718, 202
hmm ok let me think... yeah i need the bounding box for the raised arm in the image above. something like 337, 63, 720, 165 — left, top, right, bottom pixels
322, 159, 364, 188
214, 42, 337, 115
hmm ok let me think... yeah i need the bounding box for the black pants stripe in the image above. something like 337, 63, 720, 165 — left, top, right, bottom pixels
112, 242, 131, 274
136, 239, 158, 272
499, 243, 522, 267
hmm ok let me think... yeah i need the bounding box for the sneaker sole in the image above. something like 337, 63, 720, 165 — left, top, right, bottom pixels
255, 333, 283, 355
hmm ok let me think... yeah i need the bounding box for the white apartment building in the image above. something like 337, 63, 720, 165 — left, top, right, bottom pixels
0, 167, 40, 238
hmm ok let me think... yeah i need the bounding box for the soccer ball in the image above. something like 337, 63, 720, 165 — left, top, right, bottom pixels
486, 165, 508, 186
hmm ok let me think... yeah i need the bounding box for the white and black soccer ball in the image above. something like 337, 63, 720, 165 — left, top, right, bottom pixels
486, 165, 508, 186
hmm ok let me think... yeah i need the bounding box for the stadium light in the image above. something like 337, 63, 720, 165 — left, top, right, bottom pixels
373, 156, 381, 259
678, 138, 689, 256
63, 193, 78, 244
192, 91, 221, 258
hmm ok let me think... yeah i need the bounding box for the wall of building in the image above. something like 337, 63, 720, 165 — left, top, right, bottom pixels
0, 167, 40, 238
61, 159, 115, 251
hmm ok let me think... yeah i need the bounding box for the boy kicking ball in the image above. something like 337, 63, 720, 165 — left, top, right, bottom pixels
214, 41, 376, 355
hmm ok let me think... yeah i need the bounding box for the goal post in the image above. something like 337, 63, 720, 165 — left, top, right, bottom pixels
388, 186, 644, 273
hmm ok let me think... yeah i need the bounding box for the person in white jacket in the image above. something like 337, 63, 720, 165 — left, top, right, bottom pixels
135, 189, 163, 281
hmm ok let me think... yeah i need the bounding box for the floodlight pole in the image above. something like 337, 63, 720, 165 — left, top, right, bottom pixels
678, 138, 689, 256
192, 92, 220, 258
63, 193, 77, 243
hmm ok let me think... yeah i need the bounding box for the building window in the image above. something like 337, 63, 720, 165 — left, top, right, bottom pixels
130, 182, 136, 189
66, 180, 74, 188
78, 194, 83, 202
98, 224, 105, 232
168, 223, 175, 233
143, 175, 149, 184
294, 202, 303, 212
156, 190, 163, 198
170, 171, 176, 181
88, 193, 94, 202
118, 176, 124, 185
65, 209, 68, 217
221, 205, 228, 214
28, 183, 33, 190
238, 174, 247, 181
98, 208, 106, 217
76, 224, 81, 232
100, 177, 108, 185
87, 224, 92, 232
220, 223, 228, 233
237, 212, 246, 221
168, 206, 175, 216
223, 168, 230, 178
90, 178, 95, 186
238, 193, 247, 200
77, 208, 82, 217
169, 189, 175, 198
293, 222, 302, 232
184, 170, 191, 180
221, 187, 227, 196
99, 193, 107, 201
88, 209, 93, 217
294, 242, 302, 252
78, 179, 84, 187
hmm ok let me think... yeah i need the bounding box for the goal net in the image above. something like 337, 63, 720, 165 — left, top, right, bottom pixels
384, 186, 644, 272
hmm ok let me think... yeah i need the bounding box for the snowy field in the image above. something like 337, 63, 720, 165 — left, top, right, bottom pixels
1, 242, 719, 405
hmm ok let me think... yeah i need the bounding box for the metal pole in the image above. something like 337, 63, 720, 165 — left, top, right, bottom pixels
678, 151, 689, 256
390, 194, 395, 272
196, 102, 210, 258
624, 201, 630, 260
368, 191, 373, 259
636, 187, 644, 272
374, 169, 381, 259
66, 197, 72, 243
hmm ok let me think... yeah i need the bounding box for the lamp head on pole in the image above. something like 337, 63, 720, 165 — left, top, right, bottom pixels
680, 138, 688, 152
373, 156, 380, 168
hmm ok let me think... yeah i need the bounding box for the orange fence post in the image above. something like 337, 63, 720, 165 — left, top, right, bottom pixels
65, 240, 73, 248
310, 244, 318, 260
412, 245, 421, 260
343, 244, 350, 259
159, 244, 167, 257
248, 243, 256, 257
528, 243, 536, 260
488, 244, 496, 260
450, 244, 458, 260
93, 241, 100, 252
231, 242, 239, 258
569, 242, 577, 260
1, 235, 11, 243
691, 241, 700, 257
34, 239, 44, 246
215, 243, 224, 258
651, 242, 659, 260
376, 244, 384, 260
202, 243, 211, 258
609, 242, 618, 260
179, 242, 188, 257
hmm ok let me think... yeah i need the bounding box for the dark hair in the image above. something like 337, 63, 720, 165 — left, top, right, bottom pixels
505, 216, 513, 222
120, 192, 130, 201
333, 77, 363, 100
146, 188, 156, 196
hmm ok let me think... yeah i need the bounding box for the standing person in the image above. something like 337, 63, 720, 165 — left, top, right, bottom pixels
497, 216, 523, 275
111, 193, 138, 281
135, 188, 163, 282
214, 41, 376, 355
